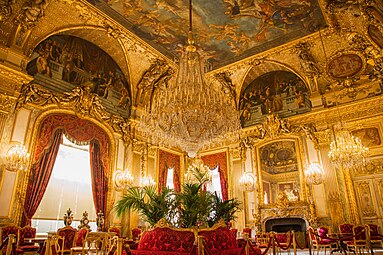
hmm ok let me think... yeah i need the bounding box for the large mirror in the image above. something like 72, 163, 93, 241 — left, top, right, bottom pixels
257, 139, 305, 205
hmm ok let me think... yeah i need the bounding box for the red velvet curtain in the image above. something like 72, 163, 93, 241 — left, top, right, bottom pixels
90, 139, 108, 214
158, 150, 181, 193
22, 113, 111, 225
22, 128, 64, 226
201, 152, 229, 201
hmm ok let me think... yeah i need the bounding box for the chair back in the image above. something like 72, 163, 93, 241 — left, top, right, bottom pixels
108, 227, 121, 237
308, 226, 318, 245
367, 224, 380, 236
317, 226, 330, 240
1, 226, 20, 245
84, 234, 107, 254
75, 228, 89, 247
339, 223, 354, 234
18, 225, 37, 246
131, 228, 141, 241
57, 226, 77, 252
230, 228, 238, 238
353, 225, 367, 243
243, 228, 252, 239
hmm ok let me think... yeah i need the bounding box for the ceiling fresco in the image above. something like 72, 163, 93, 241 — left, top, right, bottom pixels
95, 0, 327, 69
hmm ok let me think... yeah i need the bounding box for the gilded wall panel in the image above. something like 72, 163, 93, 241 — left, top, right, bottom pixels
355, 181, 376, 217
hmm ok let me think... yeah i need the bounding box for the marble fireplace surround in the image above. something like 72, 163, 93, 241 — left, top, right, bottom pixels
260, 202, 311, 232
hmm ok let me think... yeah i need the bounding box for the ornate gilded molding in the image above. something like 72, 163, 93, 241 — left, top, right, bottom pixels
241, 113, 319, 149
15, 0, 49, 29
355, 181, 376, 217
0, 65, 33, 93
0, 0, 14, 22
354, 158, 383, 176
293, 41, 320, 79
0, 93, 16, 113
260, 202, 312, 226
135, 59, 175, 106
229, 147, 241, 160
213, 71, 237, 107
16, 82, 133, 145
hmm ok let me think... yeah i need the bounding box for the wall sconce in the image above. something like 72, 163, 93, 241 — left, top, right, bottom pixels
5, 143, 30, 172
239, 171, 257, 192
304, 162, 324, 185
114, 169, 134, 192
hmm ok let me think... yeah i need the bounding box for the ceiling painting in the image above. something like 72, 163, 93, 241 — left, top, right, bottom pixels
98, 0, 326, 69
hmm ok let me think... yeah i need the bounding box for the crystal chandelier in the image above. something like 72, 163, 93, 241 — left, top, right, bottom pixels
114, 169, 134, 191
5, 144, 30, 172
184, 158, 211, 184
138, 0, 240, 158
328, 129, 368, 169
239, 172, 256, 192
304, 162, 324, 185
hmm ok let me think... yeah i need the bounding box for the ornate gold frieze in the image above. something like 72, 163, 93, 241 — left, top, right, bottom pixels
241, 113, 319, 149
16, 82, 133, 145
0, 65, 33, 93
260, 202, 313, 226
0, 93, 16, 113
353, 158, 383, 176
0, 0, 14, 22
229, 147, 241, 160
315, 129, 331, 145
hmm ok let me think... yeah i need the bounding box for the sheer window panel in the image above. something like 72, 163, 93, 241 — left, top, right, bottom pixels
32, 136, 96, 233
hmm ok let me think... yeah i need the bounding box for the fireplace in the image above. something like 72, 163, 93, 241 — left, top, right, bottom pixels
265, 217, 306, 232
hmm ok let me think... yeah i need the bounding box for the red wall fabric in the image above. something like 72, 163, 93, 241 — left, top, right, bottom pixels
201, 152, 229, 201
158, 150, 181, 193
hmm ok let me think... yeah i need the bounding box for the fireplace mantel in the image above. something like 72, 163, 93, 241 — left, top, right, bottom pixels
259, 201, 313, 231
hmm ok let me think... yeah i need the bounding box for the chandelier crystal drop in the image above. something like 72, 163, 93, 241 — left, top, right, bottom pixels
239, 172, 257, 192
6, 144, 30, 172
328, 129, 369, 169
138, 0, 240, 158
304, 162, 324, 185
114, 169, 134, 191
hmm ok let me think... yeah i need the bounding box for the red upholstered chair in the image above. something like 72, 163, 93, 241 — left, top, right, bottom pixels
1, 226, 20, 254
317, 226, 337, 246
308, 226, 335, 255
108, 227, 121, 237
57, 226, 77, 255
366, 224, 383, 248
18, 226, 40, 254
243, 228, 252, 239
230, 228, 238, 238
346, 225, 369, 254
338, 223, 354, 242
131, 228, 141, 241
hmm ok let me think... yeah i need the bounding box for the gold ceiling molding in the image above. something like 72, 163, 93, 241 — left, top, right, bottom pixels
55, 0, 170, 63
0, 64, 33, 92
16, 82, 133, 145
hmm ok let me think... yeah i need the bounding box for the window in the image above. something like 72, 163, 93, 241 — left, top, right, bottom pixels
206, 166, 222, 199
166, 167, 174, 189
32, 135, 97, 232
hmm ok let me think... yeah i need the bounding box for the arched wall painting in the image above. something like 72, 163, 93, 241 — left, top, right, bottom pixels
27, 35, 131, 118
240, 71, 311, 127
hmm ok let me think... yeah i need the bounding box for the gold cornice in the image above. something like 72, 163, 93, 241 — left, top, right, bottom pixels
0, 64, 33, 90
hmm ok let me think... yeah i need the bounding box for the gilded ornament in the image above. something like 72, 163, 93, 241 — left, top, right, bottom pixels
0, 0, 13, 22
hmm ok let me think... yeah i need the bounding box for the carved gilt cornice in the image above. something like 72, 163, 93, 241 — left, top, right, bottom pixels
0, 65, 33, 93
353, 157, 383, 176
16, 82, 133, 145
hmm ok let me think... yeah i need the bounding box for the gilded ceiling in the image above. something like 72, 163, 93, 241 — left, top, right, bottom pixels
95, 0, 327, 69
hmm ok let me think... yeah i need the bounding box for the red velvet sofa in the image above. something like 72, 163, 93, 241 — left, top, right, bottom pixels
129, 221, 261, 255
130, 225, 195, 255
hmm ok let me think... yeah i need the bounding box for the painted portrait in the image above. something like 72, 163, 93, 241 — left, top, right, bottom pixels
27, 35, 131, 117
240, 71, 311, 127
351, 127, 381, 147
327, 54, 363, 79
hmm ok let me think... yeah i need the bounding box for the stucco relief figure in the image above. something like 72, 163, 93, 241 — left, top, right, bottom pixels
18, 0, 48, 28
294, 42, 319, 78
